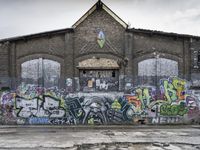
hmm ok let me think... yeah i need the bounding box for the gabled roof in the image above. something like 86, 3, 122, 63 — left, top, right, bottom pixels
72, 0, 128, 28
0, 0, 199, 43
0, 28, 74, 43
127, 28, 200, 40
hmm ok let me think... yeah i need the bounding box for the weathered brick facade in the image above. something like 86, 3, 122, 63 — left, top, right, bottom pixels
0, 1, 199, 91
0, 0, 200, 125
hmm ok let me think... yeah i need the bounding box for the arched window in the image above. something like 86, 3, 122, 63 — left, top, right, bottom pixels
21, 58, 60, 87
138, 58, 178, 85
138, 58, 178, 76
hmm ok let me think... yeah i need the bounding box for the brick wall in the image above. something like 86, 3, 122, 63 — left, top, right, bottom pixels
190, 39, 200, 87
0, 42, 10, 88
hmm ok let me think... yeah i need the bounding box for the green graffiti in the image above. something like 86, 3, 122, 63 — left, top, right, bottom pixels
134, 88, 152, 109
88, 118, 94, 125
163, 80, 177, 102
111, 99, 122, 111
77, 110, 83, 117
149, 77, 188, 108
97, 31, 105, 48
160, 102, 188, 116
143, 88, 151, 106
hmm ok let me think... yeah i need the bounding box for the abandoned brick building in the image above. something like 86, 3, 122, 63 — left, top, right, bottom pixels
0, 0, 200, 92
0, 0, 200, 125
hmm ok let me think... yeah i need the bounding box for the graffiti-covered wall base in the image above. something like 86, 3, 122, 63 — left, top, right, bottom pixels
0, 77, 200, 125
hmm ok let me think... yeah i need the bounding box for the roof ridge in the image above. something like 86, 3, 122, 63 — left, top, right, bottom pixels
72, 0, 128, 28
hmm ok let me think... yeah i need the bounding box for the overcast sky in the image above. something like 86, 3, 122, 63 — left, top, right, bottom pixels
0, 0, 200, 39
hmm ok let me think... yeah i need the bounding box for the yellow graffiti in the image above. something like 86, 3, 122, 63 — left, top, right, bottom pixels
143, 88, 151, 106
172, 77, 186, 100
163, 80, 177, 102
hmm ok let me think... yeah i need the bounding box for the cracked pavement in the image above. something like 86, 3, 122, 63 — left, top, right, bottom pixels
0, 125, 199, 150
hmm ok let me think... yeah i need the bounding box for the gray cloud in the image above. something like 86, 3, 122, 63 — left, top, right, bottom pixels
0, 0, 200, 39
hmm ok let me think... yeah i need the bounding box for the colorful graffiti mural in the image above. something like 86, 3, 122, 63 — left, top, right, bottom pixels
125, 77, 200, 124
0, 77, 199, 125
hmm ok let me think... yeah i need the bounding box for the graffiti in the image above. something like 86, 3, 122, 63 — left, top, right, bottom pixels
130, 86, 156, 108
80, 78, 119, 92
125, 95, 143, 115
15, 95, 66, 118
87, 79, 94, 88
125, 83, 133, 91
188, 107, 200, 119
186, 96, 200, 119
124, 86, 156, 116
0, 92, 16, 124
147, 77, 187, 108
97, 30, 105, 48
66, 96, 133, 125
0, 106, 16, 124
65, 96, 84, 124
50, 118, 74, 125
192, 80, 200, 87
28, 117, 49, 124
160, 77, 186, 102
66, 78, 73, 93
81, 96, 109, 124
0, 76, 199, 125
160, 103, 188, 116
17, 118, 26, 124
111, 99, 122, 111
99, 81, 108, 90
126, 77, 199, 122
66, 78, 72, 87
79, 69, 119, 92
1, 92, 15, 106
150, 117, 183, 124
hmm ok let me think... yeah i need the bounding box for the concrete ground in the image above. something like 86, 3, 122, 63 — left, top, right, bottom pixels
0, 125, 199, 150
